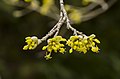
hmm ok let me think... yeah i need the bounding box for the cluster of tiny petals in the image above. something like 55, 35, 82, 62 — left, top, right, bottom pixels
67, 34, 100, 54
42, 36, 66, 60
23, 36, 39, 50
23, 34, 100, 60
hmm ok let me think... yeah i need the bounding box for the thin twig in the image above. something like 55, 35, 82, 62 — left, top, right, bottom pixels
60, 0, 82, 35
82, 0, 117, 22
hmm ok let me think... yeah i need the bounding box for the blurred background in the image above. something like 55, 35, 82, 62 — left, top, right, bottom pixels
0, 0, 120, 79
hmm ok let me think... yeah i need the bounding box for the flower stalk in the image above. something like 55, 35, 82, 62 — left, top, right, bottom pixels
22, 0, 117, 60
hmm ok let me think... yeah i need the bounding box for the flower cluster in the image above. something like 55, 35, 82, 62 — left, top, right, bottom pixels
42, 36, 66, 60
67, 34, 100, 54
23, 34, 100, 60
23, 36, 39, 50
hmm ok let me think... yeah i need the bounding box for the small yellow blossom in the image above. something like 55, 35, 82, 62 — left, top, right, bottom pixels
69, 48, 73, 53
42, 36, 66, 60
93, 39, 100, 43
67, 34, 100, 54
23, 36, 38, 50
44, 52, 52, 60
91, 46, 99, 53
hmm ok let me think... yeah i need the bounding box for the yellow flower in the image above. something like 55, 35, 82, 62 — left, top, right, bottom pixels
42, 46, 47, 50
67, 34, 100, 54
44, 52, 52, 60
91, 46, 99, 53
23, 36, 38, 50
89, 34, 96, 39
94, 39, 100, 43
67, 35, 87, 53
59, 48, 65, 54
42, 36, 66, 60
79, 46, 87, 54
69, 48, 73, 53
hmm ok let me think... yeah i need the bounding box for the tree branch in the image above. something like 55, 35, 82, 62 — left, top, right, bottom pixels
81, 0, 117, 22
